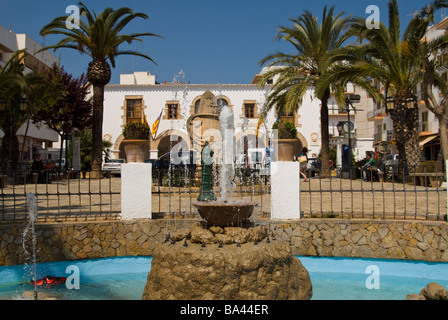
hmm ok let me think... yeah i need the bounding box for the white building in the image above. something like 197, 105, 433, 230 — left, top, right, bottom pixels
0, 24, 60, 161
103, 69, 375, 166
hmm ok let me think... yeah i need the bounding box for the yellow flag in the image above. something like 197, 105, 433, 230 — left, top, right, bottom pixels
256, 115, 264, 138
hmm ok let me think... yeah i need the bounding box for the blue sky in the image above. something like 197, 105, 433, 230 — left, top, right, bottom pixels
0, 0, 443, 84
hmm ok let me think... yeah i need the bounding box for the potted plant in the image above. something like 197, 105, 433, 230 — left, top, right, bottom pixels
272, 121, 299, 161
121, 121, 150, 162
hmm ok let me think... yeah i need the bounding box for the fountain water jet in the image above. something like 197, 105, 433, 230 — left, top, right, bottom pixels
192, 101, 255, 227
22, 193, 38, 300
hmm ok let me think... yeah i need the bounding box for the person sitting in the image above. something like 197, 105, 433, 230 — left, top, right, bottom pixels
372, 152, 384, 182
361, 153, 375, 181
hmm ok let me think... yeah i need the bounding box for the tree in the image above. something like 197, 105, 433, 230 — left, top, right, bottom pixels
0, 51, 29, 171
258, 6, 352, 178
40, 2, 162, 177
319, 0, 428, 170
417, 1, 448, 162
31, 64, 93, 168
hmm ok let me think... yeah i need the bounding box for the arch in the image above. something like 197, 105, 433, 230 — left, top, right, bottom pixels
296, 131, 308, 150
151, 129, 193, 157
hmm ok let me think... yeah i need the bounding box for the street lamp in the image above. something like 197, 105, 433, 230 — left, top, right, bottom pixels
343, 94, 361, 177
405, 97, 416, 110
19, 98, 27, 112
336, 122, 344, 136
386, 97, 394, 112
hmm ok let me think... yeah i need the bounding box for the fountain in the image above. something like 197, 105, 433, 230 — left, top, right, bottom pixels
142, 99, 312, 300
193, 102, 255, 227
22, 193, 38, 300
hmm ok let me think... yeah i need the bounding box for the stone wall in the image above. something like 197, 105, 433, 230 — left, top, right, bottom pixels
1, 218, 447, 266
276, 219, 448, 262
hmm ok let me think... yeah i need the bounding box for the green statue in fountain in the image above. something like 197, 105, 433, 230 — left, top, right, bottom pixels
197, 141, 216, 201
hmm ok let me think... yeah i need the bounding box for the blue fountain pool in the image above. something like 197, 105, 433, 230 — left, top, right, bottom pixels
0, 256, 446, 300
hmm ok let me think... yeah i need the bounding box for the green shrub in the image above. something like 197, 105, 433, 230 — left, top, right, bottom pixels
272, 121, 297, 139
122, 121, 150, 140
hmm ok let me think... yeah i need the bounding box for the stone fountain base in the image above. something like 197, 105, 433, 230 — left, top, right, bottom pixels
142, 223, 312, 300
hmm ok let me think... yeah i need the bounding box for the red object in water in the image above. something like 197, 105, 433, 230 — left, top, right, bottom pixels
31, 276, 67, 286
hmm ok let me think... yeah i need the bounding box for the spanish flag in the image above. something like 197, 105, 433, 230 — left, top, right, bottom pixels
256, 114, 264, 138
151, 109, 163, 140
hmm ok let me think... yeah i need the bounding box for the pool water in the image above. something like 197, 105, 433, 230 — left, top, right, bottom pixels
0, 256, 446, 300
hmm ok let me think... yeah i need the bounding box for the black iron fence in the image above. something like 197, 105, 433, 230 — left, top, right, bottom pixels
0, 164, 446, 223
0, 169, 121, 223
301, 164, 447, 221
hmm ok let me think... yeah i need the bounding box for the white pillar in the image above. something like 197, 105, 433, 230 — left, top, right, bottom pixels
121, 163, 152, 220
149, 150, 158, 160
270, 162, 301, 220
446, 160, 448, 221
336, 137, 343, 171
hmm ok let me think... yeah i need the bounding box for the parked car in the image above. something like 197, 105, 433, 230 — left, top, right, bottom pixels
307, 158, 321, 177
152, 151, 197, 171
102, 159, 125, 176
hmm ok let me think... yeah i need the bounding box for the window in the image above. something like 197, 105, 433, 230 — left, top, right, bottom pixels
164, 101, 183, 120
217, 98, 228, 108
194, 99, 201, 114
126, 99, 142, 123
244, 103, 255, 118
168, 103, 179, 119
421, 111, 429, 132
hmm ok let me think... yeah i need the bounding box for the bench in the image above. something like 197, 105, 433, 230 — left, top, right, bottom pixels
411, 172, 445, 187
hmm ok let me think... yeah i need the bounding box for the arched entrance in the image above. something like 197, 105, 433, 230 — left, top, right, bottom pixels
151, 129, 193, 158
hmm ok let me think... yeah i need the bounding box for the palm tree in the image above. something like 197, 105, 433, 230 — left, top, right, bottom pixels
319, 0, 428, 172
40, 2, 162, 177
258, 6, 352, 178
0, 50, 26, 97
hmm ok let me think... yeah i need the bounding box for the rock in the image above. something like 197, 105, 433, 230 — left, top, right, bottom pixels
143, 236, 312, 300
406, 293, 425, 300
421, 282, 448, 300
170, 227, 191, 241
190, 223, 217, 244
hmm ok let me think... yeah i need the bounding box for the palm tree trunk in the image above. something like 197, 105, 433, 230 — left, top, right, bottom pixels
320, 88, 331, 178
391, 92, 420, 180
437, 113, 448, 162
90, 84, 105, 179
405, 107, 420, 169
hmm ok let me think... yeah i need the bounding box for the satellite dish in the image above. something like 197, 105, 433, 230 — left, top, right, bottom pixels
378, 141, 390, 154
343, 121, 354, 133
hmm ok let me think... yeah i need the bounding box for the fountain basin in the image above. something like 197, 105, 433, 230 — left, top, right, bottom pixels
193, 201, 255, 227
